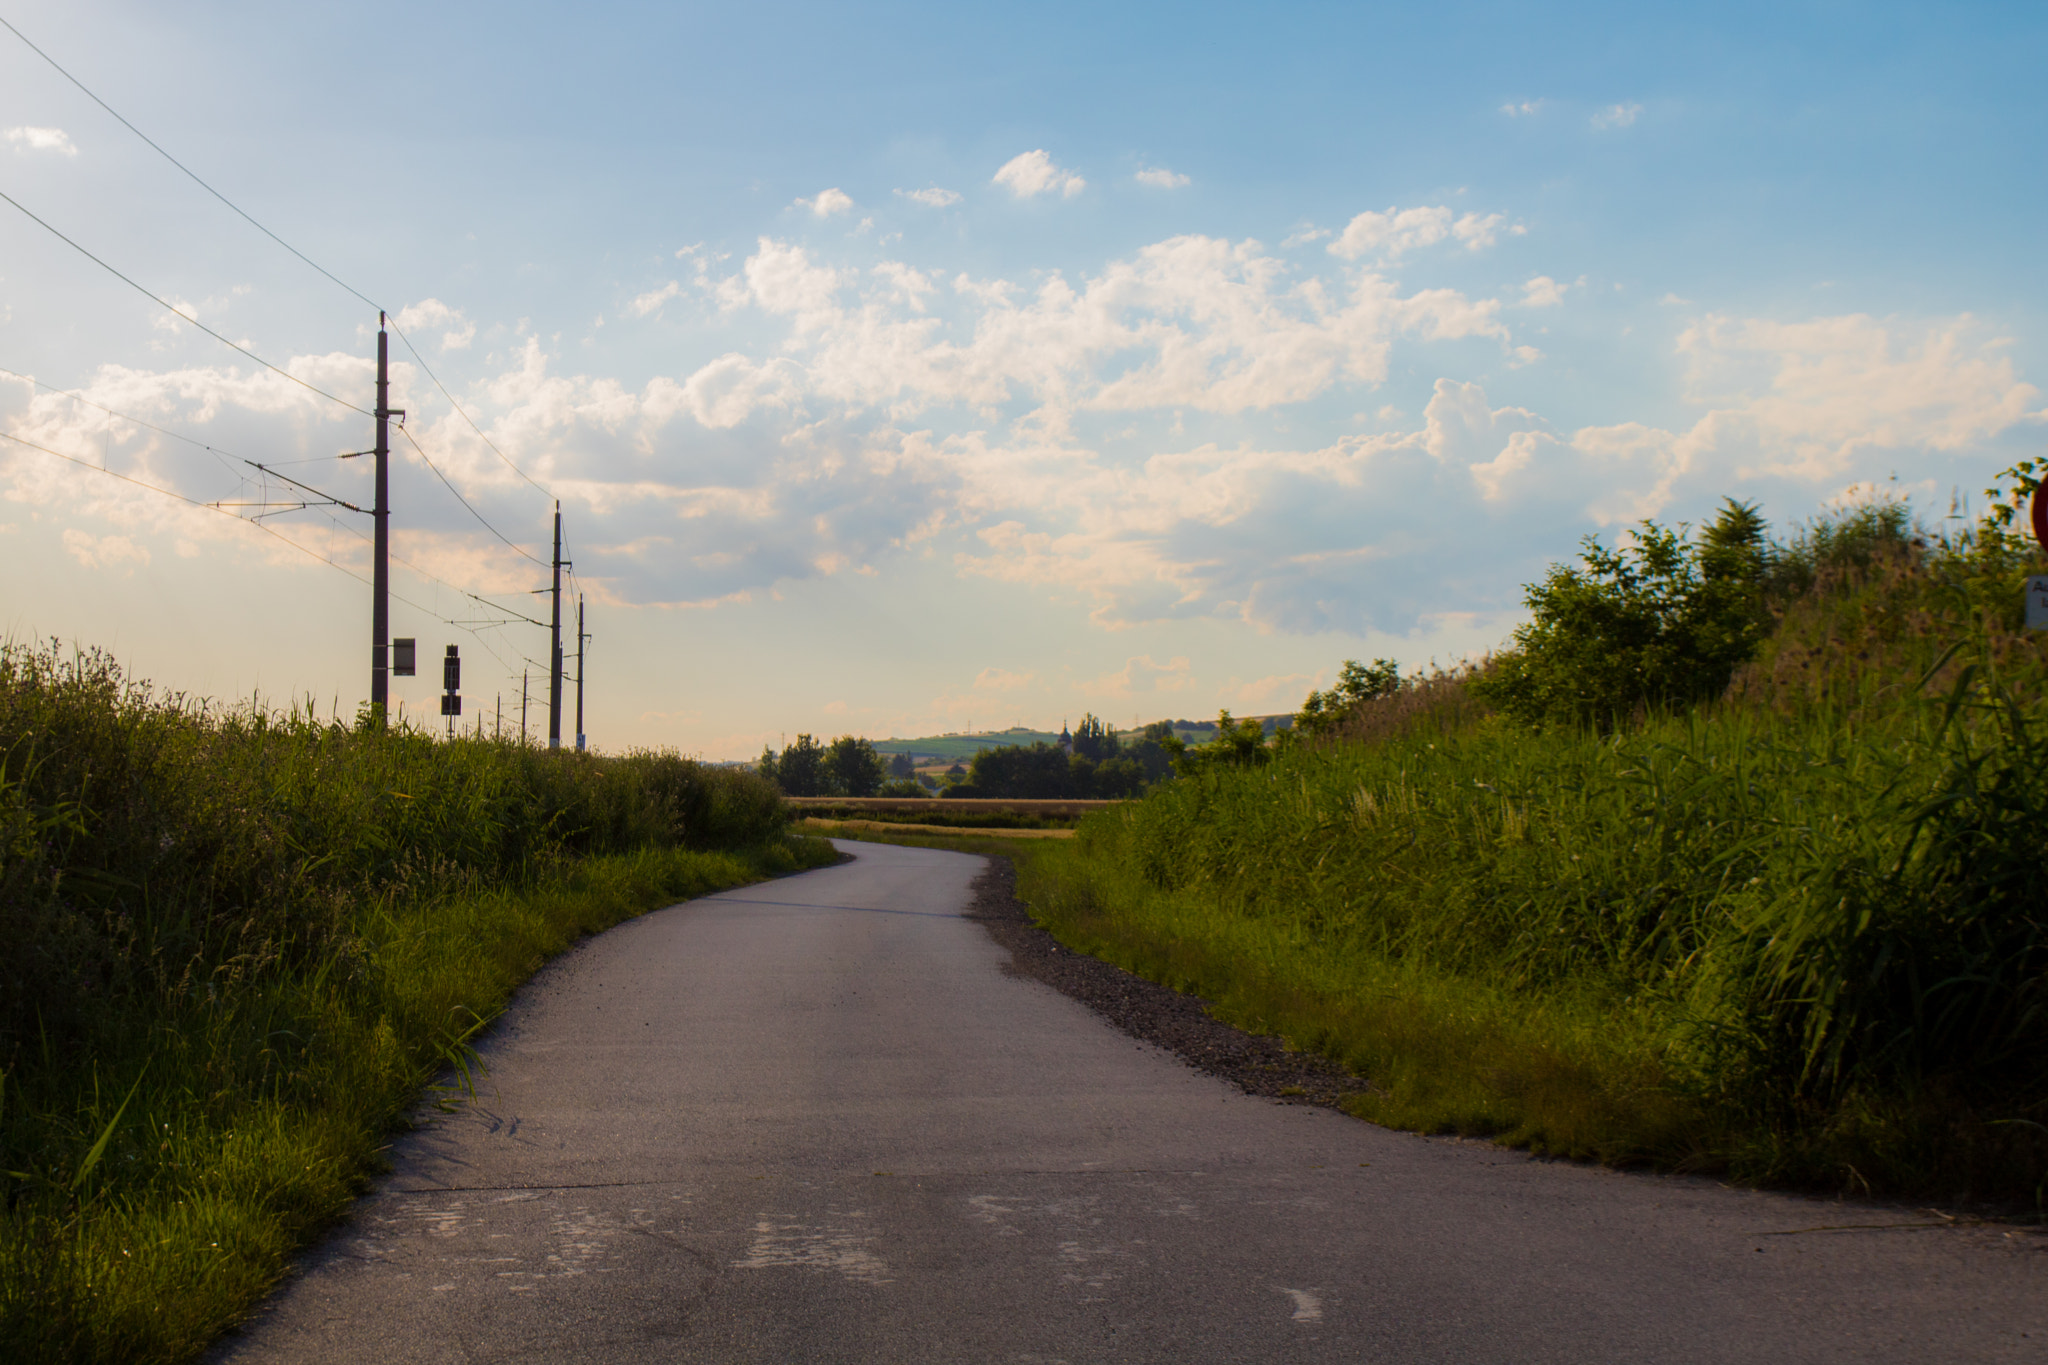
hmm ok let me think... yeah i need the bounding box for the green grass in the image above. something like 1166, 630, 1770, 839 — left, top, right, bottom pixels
1013, 534, 2048, 1206
0, 640, 836, 1361
0, 840, 834, 1364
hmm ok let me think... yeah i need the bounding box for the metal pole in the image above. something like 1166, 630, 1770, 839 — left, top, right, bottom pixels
370, 314, 390, 724
575, 592, 586, 752
520, 669, 528, 744
548, 502, 563, 749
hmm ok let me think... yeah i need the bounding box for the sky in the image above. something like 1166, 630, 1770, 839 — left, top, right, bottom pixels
1, 0, 2043, 758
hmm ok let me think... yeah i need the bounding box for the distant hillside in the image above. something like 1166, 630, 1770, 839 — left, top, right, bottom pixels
870, 715, 1295, 764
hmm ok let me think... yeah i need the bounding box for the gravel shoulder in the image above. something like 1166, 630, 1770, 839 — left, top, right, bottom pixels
962, 854, 1368, 1109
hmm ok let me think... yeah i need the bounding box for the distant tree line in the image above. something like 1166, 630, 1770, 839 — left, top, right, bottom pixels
757, 734, 892, 797
944, 715, 1176, 799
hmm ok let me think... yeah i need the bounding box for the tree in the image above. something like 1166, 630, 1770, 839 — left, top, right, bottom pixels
1070, 713, 1120, 761
1471, 499, 1772, 731
1291, 658, 1401, 739
963, 742, 1077, 797
756, 744, 779, 788
826, 735, 887, 797
775, 733, 831, 796
886, 751, 916, 779
1165, 711, 1271, 778
1121, 721, 1178, 784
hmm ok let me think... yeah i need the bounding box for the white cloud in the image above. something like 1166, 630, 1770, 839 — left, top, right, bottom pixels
152, 298, 200, 335
1078, 656, 1193, 698
63, 529, 149, 569
1329, 207, 1515, 262
393, 298, 477, 350
1592, 103, 1643, 129
1500, 100, 1544, 118
625, 280, 684, 319
6, 126, 76, 156
14, 194, 2032, 653
895, 186, 962, 208
1521, 276, 1568, 308
993, 150, 1085, 200
795, 187, 855, 218
1135, 167, 1190, 189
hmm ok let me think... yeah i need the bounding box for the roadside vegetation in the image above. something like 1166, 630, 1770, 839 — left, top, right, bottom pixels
0, 646, 830, 1364
1011, 476, 2048, 1205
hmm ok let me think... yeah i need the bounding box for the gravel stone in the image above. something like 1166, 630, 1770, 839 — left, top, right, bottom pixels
962, 855, 1369, 1109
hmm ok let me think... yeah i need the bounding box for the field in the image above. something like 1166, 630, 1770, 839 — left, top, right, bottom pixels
0, 643, 832, 1363
1005, 516, 2048, 1204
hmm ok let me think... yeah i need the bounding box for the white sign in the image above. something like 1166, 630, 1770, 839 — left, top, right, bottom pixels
2028, 576, 2048, 631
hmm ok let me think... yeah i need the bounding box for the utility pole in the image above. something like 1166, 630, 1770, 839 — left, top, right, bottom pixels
370, 314, 392, 724
575, 592, 587, 752
495, 692, 502, 741
548, 502, 564, 749
520, 669, 529, 744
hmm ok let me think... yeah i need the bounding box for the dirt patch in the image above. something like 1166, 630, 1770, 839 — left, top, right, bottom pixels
962, 856, 1367, 1108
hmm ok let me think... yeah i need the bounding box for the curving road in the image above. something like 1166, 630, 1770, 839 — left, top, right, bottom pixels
217, 840, 2046, 1363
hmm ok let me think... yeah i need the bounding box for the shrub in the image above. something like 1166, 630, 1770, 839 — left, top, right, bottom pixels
1471, 499, 1770, 730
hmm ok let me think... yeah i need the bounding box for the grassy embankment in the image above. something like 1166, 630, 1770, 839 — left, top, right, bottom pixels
0, 643, 833, 1364
1001, 512, 2048, 1204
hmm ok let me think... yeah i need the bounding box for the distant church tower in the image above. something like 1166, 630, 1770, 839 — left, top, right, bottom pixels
1057, 720, 1072, 754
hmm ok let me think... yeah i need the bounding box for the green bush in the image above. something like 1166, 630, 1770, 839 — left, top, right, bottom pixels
1471, 499, 1771, 730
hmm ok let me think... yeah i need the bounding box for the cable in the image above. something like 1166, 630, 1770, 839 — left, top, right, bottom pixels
393, 422, 546, 566
0, 427, 512, 661
0, 189, 370, 416
384, 320, 553, 498
0, 361, 254, 490
0, 16, 558, 499
0, 14, 380, 312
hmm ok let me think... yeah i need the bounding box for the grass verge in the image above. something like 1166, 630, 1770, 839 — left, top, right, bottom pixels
0, 835, 836, 1364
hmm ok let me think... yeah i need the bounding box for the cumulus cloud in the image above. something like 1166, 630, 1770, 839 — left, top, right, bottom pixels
1079, 656, 1193, 698
795, 187, 855, 217
6, 126, 76, 156
1500, 100, 1544, 118
393, 298, 477, 350
1592, 103, 1643, 129
895, 186, 962, 208
13, 200, 2035, 653
625, 280, 684, 319
1135, 166, 1190, 188
993, 150, 1085, 199
1328, 206, 1517, 262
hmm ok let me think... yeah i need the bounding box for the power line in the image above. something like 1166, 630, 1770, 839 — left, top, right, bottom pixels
0, 426, 522, 669
392, 421, 546, 566
384, 321, 554, 498
0, 14, 382, 316
0, 15, 556, 500
0, 188, 370, 416
0, 360, 254, 490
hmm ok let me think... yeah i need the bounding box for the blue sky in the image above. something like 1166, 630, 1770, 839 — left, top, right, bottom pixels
2, 1, 2043, 755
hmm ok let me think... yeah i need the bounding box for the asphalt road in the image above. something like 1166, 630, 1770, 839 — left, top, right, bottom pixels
216, 840, 2046, 1363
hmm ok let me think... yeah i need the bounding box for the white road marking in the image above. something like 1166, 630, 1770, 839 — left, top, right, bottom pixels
1281, 1287, 1323, 1322
734, 1215, 894, 1285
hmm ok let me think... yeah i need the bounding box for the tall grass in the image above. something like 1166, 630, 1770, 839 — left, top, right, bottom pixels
1021, 516, 2048, 1203
0, 642, 831, 1362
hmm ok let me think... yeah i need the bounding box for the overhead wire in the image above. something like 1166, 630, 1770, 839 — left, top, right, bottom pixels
0, 427, 527, 682
0, 188, 370, 416
0, 15, 557, 500
392, 421, 546, 566
1, 16, 580, 702
0, 14, 382, 316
